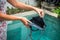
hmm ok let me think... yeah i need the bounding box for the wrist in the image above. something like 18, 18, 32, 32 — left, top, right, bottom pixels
16, 17, 22, 20
18, 17, 24, 21
32, 7, 37, 11
32, 7, 38, 12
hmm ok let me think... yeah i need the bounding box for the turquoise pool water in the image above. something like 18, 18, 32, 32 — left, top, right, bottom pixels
7, 13, 60, 40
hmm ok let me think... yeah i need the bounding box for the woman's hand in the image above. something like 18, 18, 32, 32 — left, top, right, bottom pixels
34, 8, 44, 18
20, 17, 29, 27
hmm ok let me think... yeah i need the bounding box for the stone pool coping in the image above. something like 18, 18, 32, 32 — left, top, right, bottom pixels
44, 9, 58, 18
13, 10, 58, 18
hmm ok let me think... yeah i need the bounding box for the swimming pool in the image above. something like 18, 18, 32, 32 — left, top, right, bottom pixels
7, 11, 60, 40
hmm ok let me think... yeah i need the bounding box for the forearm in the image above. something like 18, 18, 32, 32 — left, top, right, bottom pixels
0, 12, 22, 21
7, 0, 36, 11
15, 2, 36, 10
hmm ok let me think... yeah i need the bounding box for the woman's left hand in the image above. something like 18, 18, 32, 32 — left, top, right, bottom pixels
34, 8, 44, 18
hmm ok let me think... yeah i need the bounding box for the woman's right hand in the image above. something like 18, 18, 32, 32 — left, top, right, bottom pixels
20, 17, 29, 27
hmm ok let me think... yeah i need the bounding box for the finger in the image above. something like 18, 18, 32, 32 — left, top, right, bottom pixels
25, 21, 29, 27
42, 12, 44, 18
40, 11, 44, 18
38, 12, 42, 18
